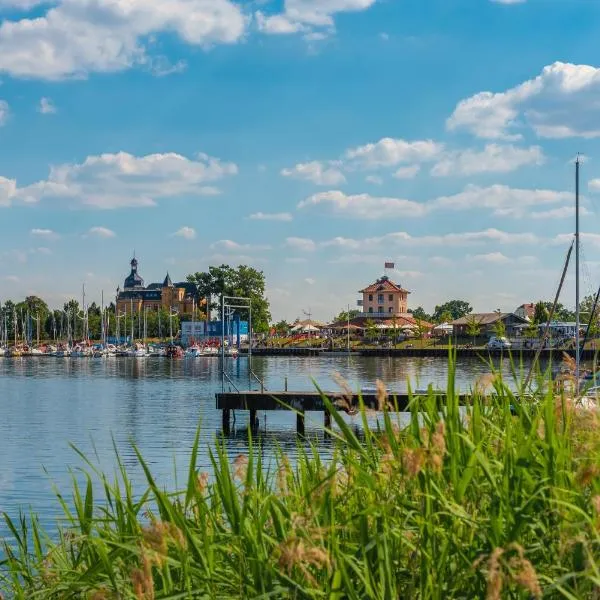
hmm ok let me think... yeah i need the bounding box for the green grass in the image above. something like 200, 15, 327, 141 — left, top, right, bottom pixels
2, 355, 600, 598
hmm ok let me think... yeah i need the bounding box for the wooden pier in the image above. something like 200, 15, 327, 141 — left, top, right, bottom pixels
216, 390, 469, 434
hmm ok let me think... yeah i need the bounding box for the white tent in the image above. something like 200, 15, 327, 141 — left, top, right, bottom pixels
291, 323, 321, 333
433, 322, 453, 333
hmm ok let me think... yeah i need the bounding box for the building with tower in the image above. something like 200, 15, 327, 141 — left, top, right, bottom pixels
359, 275, 410, 317
116, 256, 199, 315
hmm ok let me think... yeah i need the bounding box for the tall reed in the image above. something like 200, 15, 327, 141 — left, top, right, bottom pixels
2, 354, 600, 598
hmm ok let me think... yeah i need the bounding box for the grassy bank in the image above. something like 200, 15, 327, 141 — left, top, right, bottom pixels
2, 358, 600, 598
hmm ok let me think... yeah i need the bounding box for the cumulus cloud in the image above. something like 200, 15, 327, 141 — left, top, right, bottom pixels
365, 175, 382, 185
285, 237, 316, 252
393, 165, 420, 179
256, 0, 377, 36
431, 144, 544, 177
173, 226, 196, 240
0, 151, 237, 209
0, 0, 246, 79
298, 190, 428, 219
88, 226, 116, 238
30, 228, 59, 239
38, 97, 56, 114
297, 184, 571, 220
210, 239, 271, 251
345, 137, 443, 169
468, 252, 511, 264
248, 212, 293, 221
432, 184, 571, 218
0, 99, 8, 125
530, 206, 590, 219
281, 161, 346, 185
447, 62, 600, 140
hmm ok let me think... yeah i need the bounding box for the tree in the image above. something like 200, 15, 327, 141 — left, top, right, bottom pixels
187, 264, 271, 333
413, 318, 430, 347
432, 300, 472, 323
533, 301, 549, 325
409, 306, 431, 322
465, 315, 482, 346
333, 309, 360, 324
273, 320, 290, 336
493, 310, 506, 338
536, 301, 575, 323
364, 318, 377, 343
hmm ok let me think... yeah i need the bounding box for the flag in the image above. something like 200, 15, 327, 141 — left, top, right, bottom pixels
384, 261, 395, 269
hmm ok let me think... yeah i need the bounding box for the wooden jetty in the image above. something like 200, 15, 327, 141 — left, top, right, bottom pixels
216, 390, 469, 434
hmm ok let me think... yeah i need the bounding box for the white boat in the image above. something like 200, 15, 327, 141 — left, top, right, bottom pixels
0, 347, 5, 357
71, 345, 92, 357
202, 346, 219, 357
185, 345, 203, 358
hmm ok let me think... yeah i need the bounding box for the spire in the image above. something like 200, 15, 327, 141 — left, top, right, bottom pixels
163, 272, 173, 288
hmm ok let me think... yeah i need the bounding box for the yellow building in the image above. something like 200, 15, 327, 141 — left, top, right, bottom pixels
116, 257, 200, 315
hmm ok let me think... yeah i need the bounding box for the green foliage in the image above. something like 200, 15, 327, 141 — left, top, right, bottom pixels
272, 320, 290, 335
187, 264, 271, 333
493, 310, 506, 338
3, 362, 600, 598
465, 315, 482, 343
333, 309, 360, 323
364, 318, 377, 341
536, 301, 576, 323
409, 306, 431, 322
432, 300, 472, 323
534, 301, 549, 325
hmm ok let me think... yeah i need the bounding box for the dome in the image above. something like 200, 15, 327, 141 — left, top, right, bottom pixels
124, 256, 145, 289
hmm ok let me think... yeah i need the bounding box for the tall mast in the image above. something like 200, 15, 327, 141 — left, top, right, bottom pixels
576, 155, 581, 388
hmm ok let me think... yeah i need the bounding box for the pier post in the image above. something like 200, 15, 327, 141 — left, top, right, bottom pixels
324, 409, 331, 429
296, 411, 305, 436
249, 409, 258, 431
222, 409, 231, 435
284, 376, 288, 391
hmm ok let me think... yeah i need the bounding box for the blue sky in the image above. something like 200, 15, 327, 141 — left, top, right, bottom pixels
1, 0, 600, 322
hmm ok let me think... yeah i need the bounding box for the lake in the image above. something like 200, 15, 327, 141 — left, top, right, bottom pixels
0, 354, 538, 537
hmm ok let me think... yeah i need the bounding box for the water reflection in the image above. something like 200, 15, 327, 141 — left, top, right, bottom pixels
0, 354, 538, 538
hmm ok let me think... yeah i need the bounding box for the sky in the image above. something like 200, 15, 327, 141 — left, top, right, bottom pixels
1, 0, 600, 322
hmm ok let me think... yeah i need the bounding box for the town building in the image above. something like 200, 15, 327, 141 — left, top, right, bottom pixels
116, 257, 199, 315
359, 275, 409, 317
450, 313, 528, 337
514, 303, 535, 321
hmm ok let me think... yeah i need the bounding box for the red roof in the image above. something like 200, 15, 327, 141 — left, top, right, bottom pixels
359, 276, 410, 294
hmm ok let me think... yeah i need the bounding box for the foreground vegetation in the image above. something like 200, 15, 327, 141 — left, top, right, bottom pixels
2, 358, 600, 598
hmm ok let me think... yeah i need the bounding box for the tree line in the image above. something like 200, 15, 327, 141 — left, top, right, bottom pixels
0, 264, 271, 343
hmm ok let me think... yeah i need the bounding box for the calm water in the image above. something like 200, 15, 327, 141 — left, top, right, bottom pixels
0, 354, 528, 538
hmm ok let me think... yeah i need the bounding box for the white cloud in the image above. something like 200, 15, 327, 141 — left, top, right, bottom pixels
490, 0, 526, 4
393, 165, 420, 179
0, 99, 8, 125
468, 252, 511, 264
0, 0, 246, 79
281, 161, 346, 185
298, 190, 428, 219
35, 246, 52, 254
256, 0, 376, 36
431, 144, 544, 177
530, 206, 590, 219
298, 185, 570, 220
365, 175, 382, 185
321, 228, 539, 250
589, 179, 600, 192
248, 212, 293, 221
304, 277, 316, 285
30, 227, 58, 239
448, 62, 600, 140
0, 151, 237, 209
345, 137, 443, 169
285, 237, 316, 251
173, 226, 196, 240
38, 97, 56, 114
211, 239, 271, 251
432, 184, 571, 218
4, 275, 19, 283
0, 0, 48, 8
553, 232, 600, 248
88, 226, 116, 238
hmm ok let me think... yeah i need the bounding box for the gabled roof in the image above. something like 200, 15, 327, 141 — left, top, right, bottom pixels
450, 312, 528, 326
359, 276, 410, 294
516, 303, 536, 317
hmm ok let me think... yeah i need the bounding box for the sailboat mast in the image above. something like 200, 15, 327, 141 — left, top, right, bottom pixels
576, 155, 581, 387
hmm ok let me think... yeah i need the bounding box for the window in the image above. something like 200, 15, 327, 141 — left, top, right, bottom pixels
368, 294, 373, 301
388, 307, 393, 313
378, 306, 384, 313
378, 294, 384, 303
389, 294, 393, 301
368, 307, 373, 313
